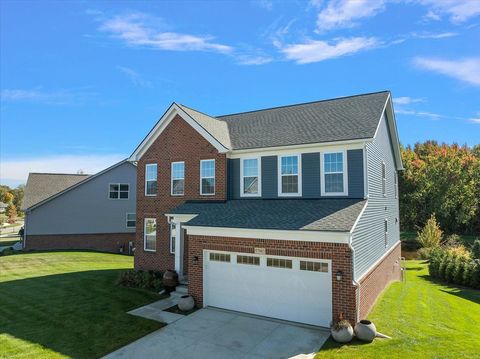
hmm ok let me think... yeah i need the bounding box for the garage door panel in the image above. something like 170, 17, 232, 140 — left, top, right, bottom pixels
204, 251, 332, 327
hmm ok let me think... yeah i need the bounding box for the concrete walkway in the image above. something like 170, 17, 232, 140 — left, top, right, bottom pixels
104, 307, 329, 359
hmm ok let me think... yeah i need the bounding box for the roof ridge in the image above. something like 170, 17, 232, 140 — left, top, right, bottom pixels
216, 90, 390, 119
29, 173, 90, 176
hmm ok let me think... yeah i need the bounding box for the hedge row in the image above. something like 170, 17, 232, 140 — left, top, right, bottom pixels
116, 270, 163, 292
429, 248, 480, 289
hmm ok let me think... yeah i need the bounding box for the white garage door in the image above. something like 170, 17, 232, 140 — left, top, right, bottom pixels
203, 251, 332, 327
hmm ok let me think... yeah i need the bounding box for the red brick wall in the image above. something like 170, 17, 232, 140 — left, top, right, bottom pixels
187, 235, 358, 324
25, 233, 135, 253
358, 241, 402, 319
135, 114, 227, 272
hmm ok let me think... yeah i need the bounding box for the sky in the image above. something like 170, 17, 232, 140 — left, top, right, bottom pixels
1, 0, 479, 187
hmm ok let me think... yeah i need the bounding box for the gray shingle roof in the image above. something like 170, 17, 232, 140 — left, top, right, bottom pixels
169, 199, 367, 232
217, 91, 389, 150
22, 173, 89, 210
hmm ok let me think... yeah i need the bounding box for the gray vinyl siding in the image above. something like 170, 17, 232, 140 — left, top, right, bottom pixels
26, 162, 137, 235
352, 112, 400, 280
227, 150, 364, 199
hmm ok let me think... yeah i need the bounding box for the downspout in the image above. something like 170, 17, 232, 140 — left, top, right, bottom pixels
349, 234, 361, 323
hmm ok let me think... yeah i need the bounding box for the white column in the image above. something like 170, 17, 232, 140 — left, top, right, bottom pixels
174, 221, 183, 277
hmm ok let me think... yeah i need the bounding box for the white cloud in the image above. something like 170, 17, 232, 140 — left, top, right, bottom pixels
0, 88, 95, 105
99, 12, 232, 54
413, 57, 480, 86
393, 96, 425, 105
315, 0, 386, 31
252, 0, 273, 11
0, 154, 126, 184
417, 0, 480, 23
280, 37, 379, 64
116, 66, 152, 87
236, 55, 273, 65
411, 31, 457, 39
468, 118, 480, 124
395, 108, 443, 119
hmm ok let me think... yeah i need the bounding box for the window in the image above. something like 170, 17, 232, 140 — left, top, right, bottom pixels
170, 222, 176, 254
237, 255, 260, 266
384, 219, 388, 247
109, 183, 129, 199
241, 158, 261, 196
300, 261, 328, 273
145, 164, 158, 196
144, 218, 156, 251
267, 257, 292, 269
382, 162, 386, 197
322, 152, 347, 195
278, 155, 301, 196
126, 213, 136, 228
171, 162, 185, 196
394, 171, 398, 199
200, 159, 215, 195
209, 252, 230, 262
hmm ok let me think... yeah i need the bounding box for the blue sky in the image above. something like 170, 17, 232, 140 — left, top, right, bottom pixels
1, 0, 479, 187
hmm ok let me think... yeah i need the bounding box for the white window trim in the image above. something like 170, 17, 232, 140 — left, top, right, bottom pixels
277, 154, 302, 197
143, 218, 156, 252
171, 161, 185, 196
108, 183, 130, 200
200, 159, 215, 196
384, 218, 388, 248
320, 150, 348, 196
382, 162, 387, 198
240, 157, 262, 197
394, 171, 398, 199
169, 222, 176, 254
145, 163, 157, 197
126, 213, 136, 228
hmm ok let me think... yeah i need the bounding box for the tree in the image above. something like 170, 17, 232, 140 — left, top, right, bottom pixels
6, 203, 17, 224
417, 214, 443, 248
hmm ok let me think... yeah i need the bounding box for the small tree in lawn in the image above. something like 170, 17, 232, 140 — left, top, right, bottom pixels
6, 203, 17, 224
417, 213, 443, 248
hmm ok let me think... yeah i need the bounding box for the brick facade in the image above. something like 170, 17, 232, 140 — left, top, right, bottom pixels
358, 241, 402, 320
25, 233, 135, 253
135, 114, 227, 272
187, 235, 358, 323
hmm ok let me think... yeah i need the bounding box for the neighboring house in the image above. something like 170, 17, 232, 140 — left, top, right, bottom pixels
0, 202, 7, 214
129, 91, 403, 327
22, 160, 137, 253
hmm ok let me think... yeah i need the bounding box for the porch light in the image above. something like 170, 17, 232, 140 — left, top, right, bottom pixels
336, 271, 343, 281
193, 256, 199, 263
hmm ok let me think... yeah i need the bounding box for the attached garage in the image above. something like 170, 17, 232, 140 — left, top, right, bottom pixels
203, 250, 332, 327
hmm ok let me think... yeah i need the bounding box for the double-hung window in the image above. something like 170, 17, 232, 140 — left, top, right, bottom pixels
171, 161, 185, 196
382, 162, 387, 197
278, 155, 301, 196
144, 218, 156, 252
322, 151, 347, 196
200, 159, 215, 195
241, 158, 260, 196
394, 171, 398, 199
384, 219, 388, 247
126, 213, 136, 228
109, 183, 129, 199
145, 164, 157, 196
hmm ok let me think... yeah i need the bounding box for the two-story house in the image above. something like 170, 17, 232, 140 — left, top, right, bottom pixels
129, 91, 403, 327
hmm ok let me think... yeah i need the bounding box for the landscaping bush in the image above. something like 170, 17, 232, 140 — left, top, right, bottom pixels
417, 214, 443, 249
117, 270, 163, 292
418, 247, 433, 259
472, 240, 480, 260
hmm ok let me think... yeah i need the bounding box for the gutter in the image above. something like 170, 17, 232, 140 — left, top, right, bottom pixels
349, 234, 361, 323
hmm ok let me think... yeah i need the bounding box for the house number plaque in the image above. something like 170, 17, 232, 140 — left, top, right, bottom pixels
254, 248, 266, 255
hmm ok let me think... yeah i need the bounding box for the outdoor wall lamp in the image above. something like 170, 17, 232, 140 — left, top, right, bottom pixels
193, 256, 199, 263
336, 271, 343, 281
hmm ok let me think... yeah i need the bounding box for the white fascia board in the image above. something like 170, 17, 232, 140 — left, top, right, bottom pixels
164, 213, 198, 223
183, 225, 350, 243
129, 103, 230, 162
227, 139, 369, 159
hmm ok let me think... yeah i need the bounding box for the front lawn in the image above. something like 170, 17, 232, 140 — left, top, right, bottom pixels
316, 261, 480, 358
0, 251, 164, 359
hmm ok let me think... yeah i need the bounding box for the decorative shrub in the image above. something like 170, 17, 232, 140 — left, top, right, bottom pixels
417, 214, 443, 249
472, 240, 480, 260
117, 270, 163, 292
418, 247, 433, 259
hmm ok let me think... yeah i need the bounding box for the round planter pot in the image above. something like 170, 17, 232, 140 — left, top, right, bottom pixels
355, 320, 377, 342
163, 270, 179, 288
178, 295, 195, 312
331, 326, 354, 343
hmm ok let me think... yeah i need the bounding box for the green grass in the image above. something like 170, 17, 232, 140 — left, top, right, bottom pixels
0, 237, 19, 247
0, 251, 164, 359
316, 261, 480, 359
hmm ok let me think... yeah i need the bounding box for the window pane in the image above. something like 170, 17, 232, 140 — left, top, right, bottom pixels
202, 178, 215, 194
120, 184, 129, 191
282, 175, 298, 193
110, 184, 119, 191
119, 191, 128, 199
201, 160, 214, 178
281, 156, 298, 175
146, 180, 157, 195
146, 164, 157, 181
172, 162, 184, 180
325, 173, 343, 193
243, 177, 258, 194
324, 152, 343, 173
109, 191, 119, 199
243, 159, 258, 177
145, 219, 156, 236
172, 179, 184, 195
145, 235, 156, 250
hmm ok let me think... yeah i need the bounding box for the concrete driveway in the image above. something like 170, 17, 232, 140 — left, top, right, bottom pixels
104, 308, 330, 359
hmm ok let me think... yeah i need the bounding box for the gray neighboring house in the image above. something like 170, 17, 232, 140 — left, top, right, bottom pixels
21, 160, 137, 253
0, 202, 7, 214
